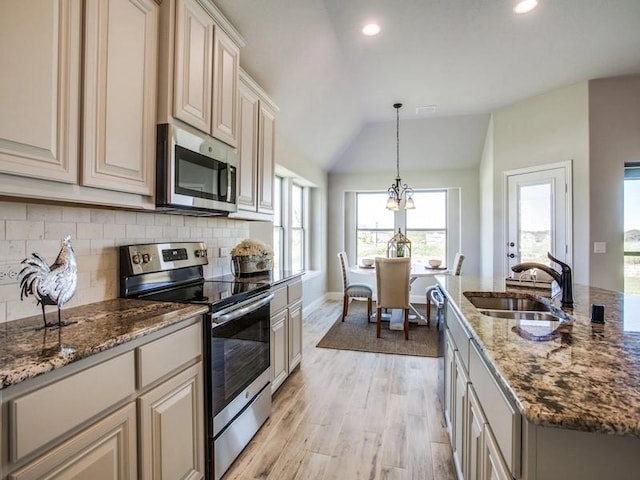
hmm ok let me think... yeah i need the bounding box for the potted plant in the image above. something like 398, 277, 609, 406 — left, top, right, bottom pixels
230, 239, 273, 276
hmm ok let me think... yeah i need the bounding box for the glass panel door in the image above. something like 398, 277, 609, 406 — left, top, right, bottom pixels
624, 165, 640, 295
506, 164, 571, 276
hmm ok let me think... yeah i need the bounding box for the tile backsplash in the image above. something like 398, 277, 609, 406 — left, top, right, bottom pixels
0, 201, 250, 323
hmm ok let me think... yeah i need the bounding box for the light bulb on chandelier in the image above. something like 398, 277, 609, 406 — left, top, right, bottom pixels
386, 103, 415, 210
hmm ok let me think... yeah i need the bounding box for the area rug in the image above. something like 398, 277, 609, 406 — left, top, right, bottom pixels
316, 300, 439, 357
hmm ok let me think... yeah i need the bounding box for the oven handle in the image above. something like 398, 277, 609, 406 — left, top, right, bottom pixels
210, 292, 274, 326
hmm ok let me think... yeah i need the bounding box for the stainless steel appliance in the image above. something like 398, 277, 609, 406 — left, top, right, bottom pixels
119, 242, 272, 480
156, 123, 238, 216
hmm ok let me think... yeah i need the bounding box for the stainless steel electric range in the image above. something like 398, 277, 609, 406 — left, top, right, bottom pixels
119, 242, 273, 480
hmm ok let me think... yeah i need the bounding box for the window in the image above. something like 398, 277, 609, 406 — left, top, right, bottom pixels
291, 183, 305, 271
273, 176, 284, 272
406, 190, 447, 264
273, 175, 309, 272
356, 192, 395, 263
624, 164, 640, 295
355, 190, 447, 265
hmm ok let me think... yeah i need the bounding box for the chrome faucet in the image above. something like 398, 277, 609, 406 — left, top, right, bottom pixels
511, 252, 573, 308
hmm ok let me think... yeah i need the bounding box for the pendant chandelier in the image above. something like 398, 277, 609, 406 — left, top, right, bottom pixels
386, 103, 415, 210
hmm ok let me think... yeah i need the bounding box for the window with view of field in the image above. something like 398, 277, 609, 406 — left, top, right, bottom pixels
406, 191, 447, 264
625, 165, 640, 295
355, 190, 447, 265
356, 193, 395, 263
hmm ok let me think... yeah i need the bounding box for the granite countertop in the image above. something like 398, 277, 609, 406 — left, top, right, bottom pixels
438, 276, 640, 438
0, 299, 208, 390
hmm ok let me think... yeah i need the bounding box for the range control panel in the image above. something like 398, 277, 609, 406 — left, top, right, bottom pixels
120, 242, 208, 276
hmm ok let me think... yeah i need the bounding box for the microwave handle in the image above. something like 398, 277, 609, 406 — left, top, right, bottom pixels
226, 166, 232, 201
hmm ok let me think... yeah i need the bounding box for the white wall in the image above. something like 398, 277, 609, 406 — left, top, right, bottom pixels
275, 134, 329, 309
588, 75, 640, 290
490, 82, 590, 284
327, 168, 480, 295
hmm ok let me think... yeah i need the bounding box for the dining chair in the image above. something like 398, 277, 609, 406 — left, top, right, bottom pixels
426, 253, 465, 324
375, 257, 411, 340
337, 251, 373, 322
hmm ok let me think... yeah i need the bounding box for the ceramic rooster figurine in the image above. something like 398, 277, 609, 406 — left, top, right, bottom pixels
18, 235, 78, 329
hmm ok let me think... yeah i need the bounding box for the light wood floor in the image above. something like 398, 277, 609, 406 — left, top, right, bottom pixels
223, 300, 457, 480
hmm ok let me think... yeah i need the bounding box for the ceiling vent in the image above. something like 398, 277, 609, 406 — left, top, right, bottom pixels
415, 105, 437, 115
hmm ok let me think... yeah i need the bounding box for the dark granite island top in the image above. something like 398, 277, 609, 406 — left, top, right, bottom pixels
0, 299, 208, 390
437, 275, 640, 438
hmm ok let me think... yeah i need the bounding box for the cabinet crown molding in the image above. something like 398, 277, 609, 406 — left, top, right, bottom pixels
199, 0, 246, 48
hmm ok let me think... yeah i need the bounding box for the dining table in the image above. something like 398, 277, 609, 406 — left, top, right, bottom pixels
350, 262, 450, 329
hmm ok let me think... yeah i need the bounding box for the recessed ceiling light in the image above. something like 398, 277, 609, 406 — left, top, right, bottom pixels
362, 23, 381, 36
514, 0, 538, 14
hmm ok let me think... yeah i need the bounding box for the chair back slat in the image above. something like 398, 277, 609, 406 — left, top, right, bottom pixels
452, 253, 465, 276
337, 251, 349, 290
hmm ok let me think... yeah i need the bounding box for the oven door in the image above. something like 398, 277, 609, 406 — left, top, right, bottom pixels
209, 291, 273, 436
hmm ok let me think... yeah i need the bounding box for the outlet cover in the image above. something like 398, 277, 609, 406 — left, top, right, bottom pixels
219, 247, 229, 257
0, 264, 22, 285
593, 242, 607, 254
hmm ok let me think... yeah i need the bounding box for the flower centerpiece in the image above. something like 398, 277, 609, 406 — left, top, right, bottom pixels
230, 239, 273, 276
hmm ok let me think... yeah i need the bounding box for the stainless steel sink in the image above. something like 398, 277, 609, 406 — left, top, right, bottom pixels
477, 310, 561, 321
463, 291, 573, 324
463, 293, 549, 312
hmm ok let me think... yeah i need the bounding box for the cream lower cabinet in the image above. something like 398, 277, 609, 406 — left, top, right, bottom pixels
138, 363, 204, 480
1, 320, 204, 480
270, 277, 303, 393
270, 309, 289, 393
8, 403, 137, 480
444, 303, 520, 480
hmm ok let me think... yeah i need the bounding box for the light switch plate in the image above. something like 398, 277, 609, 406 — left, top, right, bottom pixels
593, 242, 607, 254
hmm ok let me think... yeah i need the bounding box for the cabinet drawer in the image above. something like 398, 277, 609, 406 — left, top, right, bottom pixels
137, 322, 202, 389
271, 285, 287, 314
9, 403, 137, 480
446, 303, 470, 371
287, 279, 302, 304
10, 352, 135, 462
469, 341, 521, 477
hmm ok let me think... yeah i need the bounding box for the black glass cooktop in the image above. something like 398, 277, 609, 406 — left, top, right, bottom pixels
138, 280, 269, 310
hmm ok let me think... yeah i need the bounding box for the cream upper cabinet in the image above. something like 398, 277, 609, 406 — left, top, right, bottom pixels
0, 0, 81, 183
173, 0, 214, 133
82, 0, 158, 196
234, 71, 278, 220
211, 27, 239, 147
237, 79, 260, 211
161, 0, 242, 147
257, 101, 276, 214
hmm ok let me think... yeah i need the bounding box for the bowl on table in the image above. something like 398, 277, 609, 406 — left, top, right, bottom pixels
428, 259, 442, 268
361, 258, 375, 267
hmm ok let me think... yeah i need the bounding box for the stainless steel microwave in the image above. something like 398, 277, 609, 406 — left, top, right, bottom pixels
156, 123, 237, 215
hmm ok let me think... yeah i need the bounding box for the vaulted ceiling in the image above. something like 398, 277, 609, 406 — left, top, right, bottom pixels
214, 0, 640, 173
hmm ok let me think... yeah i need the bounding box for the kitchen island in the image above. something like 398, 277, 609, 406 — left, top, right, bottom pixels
437, 275, 640, 480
